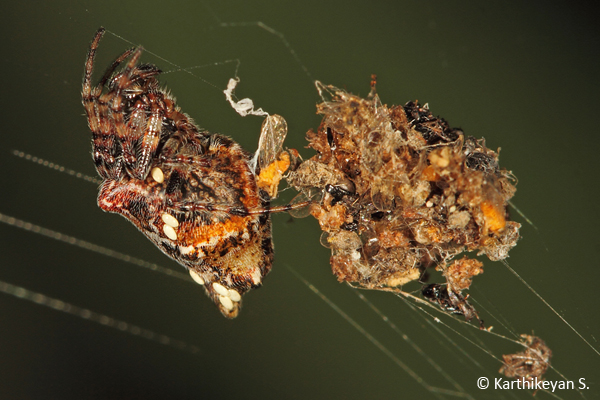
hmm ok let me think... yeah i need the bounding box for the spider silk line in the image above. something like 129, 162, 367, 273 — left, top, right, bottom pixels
359, 292, 570, 400
5, 154, 471, 397
398, 299, 556, 400
348, 277, 563, 373
0, 211, 190, 282
469, 289, 521, 340
106, 18, 314, 94
4, 156, 501, 400
199, 1, 313, 84
0, 209, 469, 399
5, 142, 586, 399
285, 265, 473, 400
11, 150, 101, 185
350, 290, 471, 398
501, 259, 600, 357
104, 29, 226, 92
0, 278, 201, 356
365, 283, 508, 366
211, 21, 314, 84
394, 289, 580, 400
350, 273, 579, 399
402, 296, 487, 374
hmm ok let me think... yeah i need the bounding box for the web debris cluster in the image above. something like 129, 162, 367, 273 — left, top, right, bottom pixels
272, 77, 562, 387
285, 78, 519, 326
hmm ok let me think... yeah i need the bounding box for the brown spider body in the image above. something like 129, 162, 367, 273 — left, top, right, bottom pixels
500, 335, 552, 382
82, 28, 275, 318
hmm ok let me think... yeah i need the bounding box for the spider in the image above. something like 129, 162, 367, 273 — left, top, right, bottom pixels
82, 27, 301, 318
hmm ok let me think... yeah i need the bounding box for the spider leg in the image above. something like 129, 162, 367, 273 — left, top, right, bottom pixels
106, 64, 161, 95
95, 47, 136, 97
82, 28, 126, 180
128, 64, 162, 88
102, 46, 166, 180
82, 27, 105, 98
246, 201, 312, 215
179, 200, 312, 216
130, 100, 164, 180
120, 101, 148, 166
103, 48, 142, 146
109, 46, 143, 107
82, 28, 106, 147
158, 155, 211, 168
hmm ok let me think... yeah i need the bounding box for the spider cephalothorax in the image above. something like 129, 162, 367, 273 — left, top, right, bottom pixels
82, 27, 284, 318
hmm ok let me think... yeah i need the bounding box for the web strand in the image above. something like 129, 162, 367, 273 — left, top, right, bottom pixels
0, 279, 201, 355
351, 290, 473, 399
8, 147, 591, 398
501, 259, 600, 357
286, 265, 473, 399
0, 212, 190, 282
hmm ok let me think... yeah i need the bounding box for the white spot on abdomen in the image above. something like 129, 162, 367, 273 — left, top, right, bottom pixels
228, 289, 241, 302
163, 224, 178, 241
161, 213, 179, 228
189, 269, 205, 285
218, 295, 234, 311
212, 282, 229, 297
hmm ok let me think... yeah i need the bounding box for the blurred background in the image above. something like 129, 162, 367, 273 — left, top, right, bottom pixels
0, 1, 598, 399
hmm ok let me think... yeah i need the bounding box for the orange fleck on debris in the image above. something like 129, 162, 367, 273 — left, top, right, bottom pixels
480, 200, 506, 233
421, 165, 440, 181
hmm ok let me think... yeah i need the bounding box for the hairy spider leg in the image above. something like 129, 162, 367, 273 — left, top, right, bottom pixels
95, 48, 136, 97
179, 199, 312, 217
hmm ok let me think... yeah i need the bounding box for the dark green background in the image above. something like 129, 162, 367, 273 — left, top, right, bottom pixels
1, 1, 598, 399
